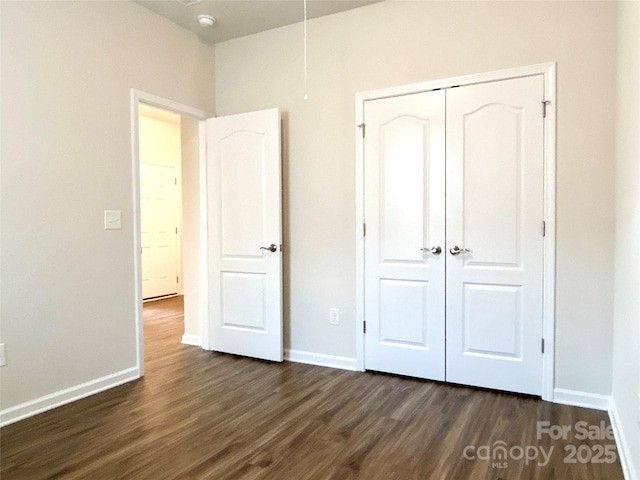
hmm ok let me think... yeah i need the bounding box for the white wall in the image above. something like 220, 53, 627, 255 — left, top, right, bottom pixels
139, 112, 182, 168
215, 1, 618, 395
612, 2, 640, 478
0, 1, 215, 414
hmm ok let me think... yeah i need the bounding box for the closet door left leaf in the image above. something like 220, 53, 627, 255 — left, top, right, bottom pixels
363, 90, 447, 381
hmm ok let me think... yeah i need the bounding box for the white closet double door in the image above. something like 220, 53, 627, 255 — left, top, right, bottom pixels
364, 76, 544, 396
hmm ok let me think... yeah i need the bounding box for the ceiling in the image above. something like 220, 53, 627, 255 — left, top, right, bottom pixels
133, 0, 383, 45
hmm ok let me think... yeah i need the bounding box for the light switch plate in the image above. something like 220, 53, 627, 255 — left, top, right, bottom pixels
0, 343, 6, 367
104, 210, 122, 230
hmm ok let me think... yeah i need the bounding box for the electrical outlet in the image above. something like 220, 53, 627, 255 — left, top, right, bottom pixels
104, 210, 122, 230
329, 308, 340, 326
0, 343, 6, 367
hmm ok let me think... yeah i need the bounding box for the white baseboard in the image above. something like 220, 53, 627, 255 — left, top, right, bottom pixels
609, 400, 639, 480
0, 366, 140, 428
553, 388, 638, 480
285, 349, 359, 371
552, 388, 611, 411
181, 334, 202, 347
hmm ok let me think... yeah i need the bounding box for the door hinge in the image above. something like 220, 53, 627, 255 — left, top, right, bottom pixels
358, 123, 365, 138
542, 221, 546, 237
541, 338, 545, 354
176, 276, 179, 284
174, 177, 177, 185
176, 227, 178, 234
363, 223, 366, 236
363, 321, 367, 334
543, 100, 551, 118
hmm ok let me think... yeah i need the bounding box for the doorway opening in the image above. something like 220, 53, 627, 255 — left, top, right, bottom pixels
139, 104, 183, 303
131, 90, 210, 375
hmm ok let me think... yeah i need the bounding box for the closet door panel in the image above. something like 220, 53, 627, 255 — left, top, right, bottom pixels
445, 75, 545, 395
363, 90, 446, 381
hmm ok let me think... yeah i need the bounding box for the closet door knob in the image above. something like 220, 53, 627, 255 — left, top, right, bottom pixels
421, 246, 442, 255
449, 246, 471, 256
260, 244, 278, 253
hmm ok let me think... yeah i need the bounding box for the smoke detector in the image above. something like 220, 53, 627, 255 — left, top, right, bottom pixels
197, 14, 216, 27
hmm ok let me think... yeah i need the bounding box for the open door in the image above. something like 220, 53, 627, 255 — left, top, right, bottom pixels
206, 108, 283, 362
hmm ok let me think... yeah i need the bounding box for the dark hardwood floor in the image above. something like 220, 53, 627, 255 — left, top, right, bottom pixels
1, 296, 624, 479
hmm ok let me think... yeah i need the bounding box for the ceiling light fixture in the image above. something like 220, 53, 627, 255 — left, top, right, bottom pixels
197, 14, 216, 27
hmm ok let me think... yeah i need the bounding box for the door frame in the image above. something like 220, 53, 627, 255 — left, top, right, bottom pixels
130, 89, 211, 376
354, 63, 557, 401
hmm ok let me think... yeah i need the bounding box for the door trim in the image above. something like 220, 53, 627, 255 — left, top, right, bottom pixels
354, 63, 557, 400
130, 89, 211, 376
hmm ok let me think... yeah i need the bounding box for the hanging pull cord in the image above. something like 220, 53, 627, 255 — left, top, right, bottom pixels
303, 0, 308, 100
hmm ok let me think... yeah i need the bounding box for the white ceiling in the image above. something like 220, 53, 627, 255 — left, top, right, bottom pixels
133, 0, 382, 44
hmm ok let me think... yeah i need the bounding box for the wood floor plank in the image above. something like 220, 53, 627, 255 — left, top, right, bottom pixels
0, 296, 625, 479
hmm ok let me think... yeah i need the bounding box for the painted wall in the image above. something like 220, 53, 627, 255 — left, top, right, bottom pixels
139, 112, 182, 168
612, 2, 640, 477
0, 1, 215, 412
215, 1, 618, 395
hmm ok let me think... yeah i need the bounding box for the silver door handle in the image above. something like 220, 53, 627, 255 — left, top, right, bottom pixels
421, 246, 442, 255
449, 246, 471, 256
260, 244, 278, 253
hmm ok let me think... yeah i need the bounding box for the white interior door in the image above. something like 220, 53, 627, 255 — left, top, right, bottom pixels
445, 76, 544, 395
363, 90, 446, 380
207, 108, 283, 362
140, 163, 179, 300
